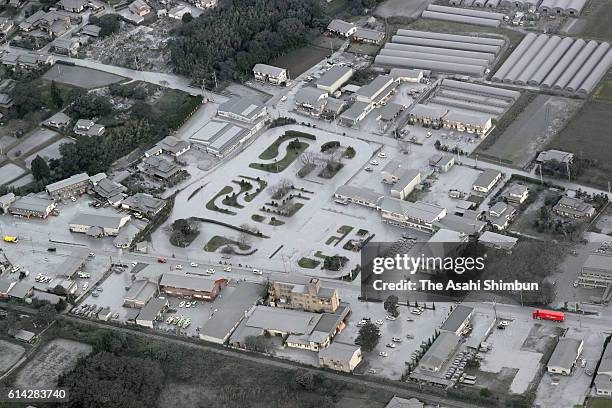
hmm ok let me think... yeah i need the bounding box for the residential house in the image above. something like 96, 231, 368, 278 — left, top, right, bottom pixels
536, 149, 574, 165
472, 169, 502, 193
553, 196, 595, 218
0, 17, 14, 36
352, 27, 385, 44
0, 193, 16, 213
129, 0, 151, 16
121, 193, 166, 216
326, 19, 356, 37
488, 201, 515, 230
58, 0, 87, 13
428, 154, 455, 172
253, 64, 288, 85
503, 183, 529, 204
142, 155, 181, 180
73, 119, 105, 136
43, 112, 71, 129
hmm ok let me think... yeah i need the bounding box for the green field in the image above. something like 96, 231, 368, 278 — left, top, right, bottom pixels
250, 141, 309, 173
204, 235, 250, 252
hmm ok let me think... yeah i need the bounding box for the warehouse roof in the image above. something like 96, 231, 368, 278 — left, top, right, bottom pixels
395, 28, 505, 45
582, 254, 612, 275
426, 4, 505, 20
295, 87, 328, 106
137, 298, 167, 322
420, 332, 460, 369
356, 75, 395, 100
218, 96, 265, 121
335, 184, 384, 205
339, 101, 370, 121
253, 63, 286, 77
378, 197, 446, 222
376, 55, 486, 76
10, 195, 55, 213
317, 66, 353, 89
548, 338, 582, 370
319, 341, 360, 361
70, 213, 130, 229
245, 306, 321, 334
479, 231, 518, 250
440, 305, 473, 333
160, 272, 219, 293
125, 279, 158, 305
353, 27, 384, 42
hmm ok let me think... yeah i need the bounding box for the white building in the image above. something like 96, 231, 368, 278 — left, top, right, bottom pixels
253, 63, 288, 85
547, 338, 583, 375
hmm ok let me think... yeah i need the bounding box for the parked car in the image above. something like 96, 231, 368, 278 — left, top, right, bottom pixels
191, 262, 198, 267
223, 266, 232, 272
252, 269, 263, 275
386, 343, 396, 349
391, 337, 402, 343
375, 319, 384, 325
378, 152, 386, 158
379, 351, 388, 357
175, 265, 183, 270
158, 257, 167, 263
369, 160, 379, 166
385, 315, 397, 321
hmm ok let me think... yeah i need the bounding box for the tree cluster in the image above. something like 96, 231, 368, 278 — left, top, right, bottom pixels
355, 322, 380, 352
169, 0, 325, 83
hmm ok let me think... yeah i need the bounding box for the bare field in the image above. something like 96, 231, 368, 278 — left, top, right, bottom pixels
272, 45, 330, 77
548, 101, 612, 189
43, 65, 125, 89
375, 0, 433, 18
573, 0, 612, 41
0, 340, 25, 374
13, 339, 92, 389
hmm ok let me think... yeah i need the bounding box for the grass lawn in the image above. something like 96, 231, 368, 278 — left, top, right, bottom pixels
250, 141, 309, 173
314, 251, 329, 259
337, 225, 353, 235
251, 214, 266, 222
269, 217, 284, 226
242, 177, 267, 202
205, 186, 236, 215
587, 398, 612, 408
298, 257, 321, 269
204, 235, 250, 252
258, 132, 315, 160
326, 236, 339, 245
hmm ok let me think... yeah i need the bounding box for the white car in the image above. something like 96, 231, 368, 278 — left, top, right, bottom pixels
367, 368, 377, 374
179, 301, 185, 308
88, 252, 95, 258
206, 268, 216, 274
386, 343, 396, 349
82, 283, 89, 291
131, 261, 138, 267
391, 337, 402, 343
70, 197, 77, 202
385, 315, 397, 321
281, 95, 287, 102
378, 152, 386, 158
369, 160, 379, 166
375, 319, 384, 325
499, 320, 510, 327
185, 302, 191, 308
252, 269, 263, 275
379, 351, 388, 357
223, 266, 232, 272
190, 262, 198, 267
175, 265, 183, 270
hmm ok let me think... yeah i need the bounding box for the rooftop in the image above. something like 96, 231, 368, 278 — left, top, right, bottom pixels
218, 96, 265, 121
70, 213, 130, 229
440, 305, 473, 333
160, 272, 220, 293
317, 66, 353, 88
548, 338, 582, 370
46, 173, 90, 193
319, 341, 360, 361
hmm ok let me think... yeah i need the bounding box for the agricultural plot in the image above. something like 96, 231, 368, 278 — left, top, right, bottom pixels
43, 65, 125, 89
0, 340, 25, 374
271, 45, 330, 77
13, 339, 92, 389
0, 163, 27, 185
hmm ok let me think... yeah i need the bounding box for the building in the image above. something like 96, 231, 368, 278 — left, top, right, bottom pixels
142, 155, 181, 180
377, 102, 405, 128
578, 254, 612, 288
0, 193, 16, 213
316, 66, 354, 94
9, 195, 56, 218
355, 75, 399, 105
92, 177, 126, 203
390, 169, 421, 200
253, 64, 288, 85
338, 101, 372, 126
381, 160, 404, 183
443, 111, 492, 136
321, 97, 347, 120
230, 304, 350, 352
379, 197, 447, 233
167, 5, 189, 20
390, 68, 424, 83
7, 281, 33, 300
69, 213, 131, 237
13, 329, 37, 344
269, 278, 340, 313
0, 17, 14, 36
595, 341, 612, 396
503, 183, 529, 204
129, 0, 151, 16
43, 111, 71, 129
124, 279, 158, 308
0, 278, 16, 298
136, 297, 168, 328
326, 19, 356, 37
318, 342, 362, 372
217, 96, 267, 124
488, 201, 516, 230
160, 272, 226, 300
152, 136, 191, 157
113, 220, 145, 248
409, 104, 448, 126
81, 24, 101, 37
334, 185, 384, 208
352, 27, 385, 44
58, 0, 87, 12
418, 332, 461, 372
190, 119, 259, 158
46, 173, 91, 199
384, 397, 424, 408
73, 119, 105, 136
553, 196, 595, 218
472, 169, 502, 193
547, 338, 583, 375
295, 87, 329, 116
536, 149, 574, 165
1, 52, 54, 69
433, 213, 486, 235
478, 231, 518, 250
121, 193, 166, 216
439, 305, 473, 335
428, 154, 455, 172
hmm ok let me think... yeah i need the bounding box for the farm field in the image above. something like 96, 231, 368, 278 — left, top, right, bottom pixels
13, 339, 92, 389
572, 0, 612, 41
43, 65, 126, 89
272, 45, 330, 77
547, 101, 612, 189
0, 340, 25, 374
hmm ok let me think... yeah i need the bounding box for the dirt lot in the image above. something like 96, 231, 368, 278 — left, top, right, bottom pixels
0, 340, 25, 374
548, 101, 612, 190
271, 45, 330, 77
375, 0, 433, 19
476, 95, 582, 168
521, 323, 564, 353
569, 0, 612, 41
43, 65, 125, 89
13, 339, 92, 389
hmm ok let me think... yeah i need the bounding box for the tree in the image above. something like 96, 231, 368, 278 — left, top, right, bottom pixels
49, 80, 63, 108
68, 93, 113, 119
383, 295, 400, 318
90, 14, 121, 37
181, 12, 193, 23
244, 335, 272, 353
323, 255, 348, 271
355, 322, 380, 352
31, 155, 51, 181
293, 370, 315, 390
35, 304, 57, 327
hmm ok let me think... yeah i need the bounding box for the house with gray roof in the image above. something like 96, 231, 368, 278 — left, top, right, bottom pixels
9, 195, 56, 218
136, 298, 168, 328
318, 342, 362, 372
553, 196, 595, 219
121, 193, 166, 216
295, 87, 328, 116
0, 192, 16, 213
43, 111, 71, 129
547, 338, 583, 375
326, 19, 356, 37
93, 177, 126, 200
253, 63, 288, 85
317, 66, 354, 93
142, 156, 181, 179
73, 119, 105, 136
352, 27, 385, 44
69, 213, 131, 237
155, 136, 191, 157
472, 169, 502, 193
46, 173, 91, 199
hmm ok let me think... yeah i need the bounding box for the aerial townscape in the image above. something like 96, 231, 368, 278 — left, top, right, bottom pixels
0, 0, 610, 407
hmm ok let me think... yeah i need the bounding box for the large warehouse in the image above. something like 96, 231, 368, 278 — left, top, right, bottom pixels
375, 29, 504, 76
492, 33, 612, 97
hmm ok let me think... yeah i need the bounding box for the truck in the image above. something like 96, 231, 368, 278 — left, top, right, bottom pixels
532, 309, 565, 322
3, 236, 18, 243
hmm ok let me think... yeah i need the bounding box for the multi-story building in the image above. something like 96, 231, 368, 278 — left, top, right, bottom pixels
269, 278, 340, 313
553, 196, 595, 218
578, 254, 612, 288
472, 169, 502, 193
253, 64, 288, 85
46, 173, 91, 199
160, 273, 227, 301
9, 195, 56, 218
378, 197, 446, 233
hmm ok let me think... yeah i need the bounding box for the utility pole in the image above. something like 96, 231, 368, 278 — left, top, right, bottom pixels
539, 164, 543, 185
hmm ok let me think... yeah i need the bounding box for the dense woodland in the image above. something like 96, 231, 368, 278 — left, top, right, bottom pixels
169, 0, 327, 83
